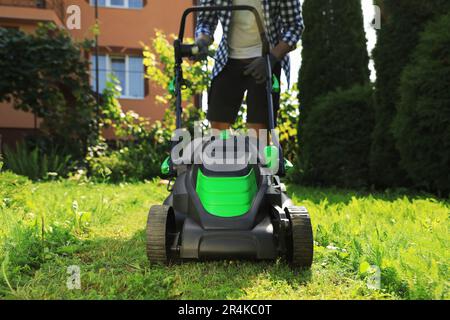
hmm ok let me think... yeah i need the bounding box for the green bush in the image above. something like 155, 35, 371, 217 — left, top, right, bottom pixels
3, 142, 73, 181
278, 85, 301, 163
86, 142, 162, 183
0, 24, 97, 159
393, 13, 450, 195
299, 85, 374, 188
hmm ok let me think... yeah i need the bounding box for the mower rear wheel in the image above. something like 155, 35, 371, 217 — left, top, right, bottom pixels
146, 205, 177, 264
287, 206, 314, 269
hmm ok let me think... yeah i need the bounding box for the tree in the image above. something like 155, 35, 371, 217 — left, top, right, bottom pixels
393, 13, 450, 195
297, 0, 370, 185
370, 0, 450, 188
0, 23, 97, 158
298, 0, 369, 113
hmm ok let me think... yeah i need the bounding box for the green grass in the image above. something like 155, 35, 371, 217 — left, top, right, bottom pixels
0, 171, 448, 300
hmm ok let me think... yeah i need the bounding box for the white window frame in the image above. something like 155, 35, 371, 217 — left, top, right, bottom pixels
93, 54, 144, 100
91, 0, 143, 9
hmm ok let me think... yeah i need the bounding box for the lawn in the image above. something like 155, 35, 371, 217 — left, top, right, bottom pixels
0, 171, 448, 300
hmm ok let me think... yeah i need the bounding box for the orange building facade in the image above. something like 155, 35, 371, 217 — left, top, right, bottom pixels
0, 0, 195, 146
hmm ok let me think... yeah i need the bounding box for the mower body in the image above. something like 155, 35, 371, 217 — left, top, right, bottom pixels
169, 138, 293, 260
147, 137, 313, 267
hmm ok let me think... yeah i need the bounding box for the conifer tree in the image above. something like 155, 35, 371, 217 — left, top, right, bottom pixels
370, 0, 450, 187
297, 0, 370, 185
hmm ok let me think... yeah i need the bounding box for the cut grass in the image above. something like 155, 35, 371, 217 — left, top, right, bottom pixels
0, 172, 448, 300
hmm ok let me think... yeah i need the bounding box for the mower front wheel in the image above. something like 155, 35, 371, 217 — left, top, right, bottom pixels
146, 205, 178, 265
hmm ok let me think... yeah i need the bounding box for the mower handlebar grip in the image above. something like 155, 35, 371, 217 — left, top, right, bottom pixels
177, 44, 211, 61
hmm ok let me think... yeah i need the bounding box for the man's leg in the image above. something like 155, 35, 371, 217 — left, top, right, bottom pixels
207, 60, 246, 131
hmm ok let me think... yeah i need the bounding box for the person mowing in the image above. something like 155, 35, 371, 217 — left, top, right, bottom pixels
194, 0, 304, 132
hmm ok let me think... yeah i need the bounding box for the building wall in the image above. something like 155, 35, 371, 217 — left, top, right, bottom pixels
0, 0, 195, 143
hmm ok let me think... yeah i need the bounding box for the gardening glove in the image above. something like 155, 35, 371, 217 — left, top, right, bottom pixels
244, 53, 279, 84
193, 36, 211, 61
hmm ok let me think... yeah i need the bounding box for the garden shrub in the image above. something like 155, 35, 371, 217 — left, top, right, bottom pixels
3, 141, 73, 181
299, 85, 374, 188
298, 0, 370, 179
393, 13, 450, 195
86, 142, 162, 182
370, 0, 450, 188
277, 85, 301, 163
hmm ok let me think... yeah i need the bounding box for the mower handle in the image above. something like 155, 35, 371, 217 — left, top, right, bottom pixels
178, 5, 271, 56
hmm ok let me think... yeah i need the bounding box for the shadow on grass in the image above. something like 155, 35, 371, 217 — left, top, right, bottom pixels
67, 228, 312, 300
286, 184, 447, 206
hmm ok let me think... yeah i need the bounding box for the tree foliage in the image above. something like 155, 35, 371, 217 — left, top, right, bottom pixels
370, 0, 450, 187
142, 30, 210, 117
297, 0, 370, 186
278, 85, 300, 163
298, 0, 369, 122
0, 23, 97, 158
393, 13, 450, 195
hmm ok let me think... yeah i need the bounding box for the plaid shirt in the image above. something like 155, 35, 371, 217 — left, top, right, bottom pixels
195, 0, 304, 87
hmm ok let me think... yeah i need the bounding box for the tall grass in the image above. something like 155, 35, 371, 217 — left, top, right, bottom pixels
3, 142, 72, 180
0, 172, 448, 299
289, 186, 450, 299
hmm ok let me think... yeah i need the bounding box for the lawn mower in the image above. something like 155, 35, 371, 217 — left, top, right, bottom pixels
146, 5, 313, 268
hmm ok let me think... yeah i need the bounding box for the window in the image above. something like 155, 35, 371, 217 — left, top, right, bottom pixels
89, 0, 144, 9
111, 57, 126, 91
91, 54, 145, 99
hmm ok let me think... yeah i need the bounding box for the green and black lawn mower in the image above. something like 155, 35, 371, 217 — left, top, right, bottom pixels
146, 5, 313, 268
